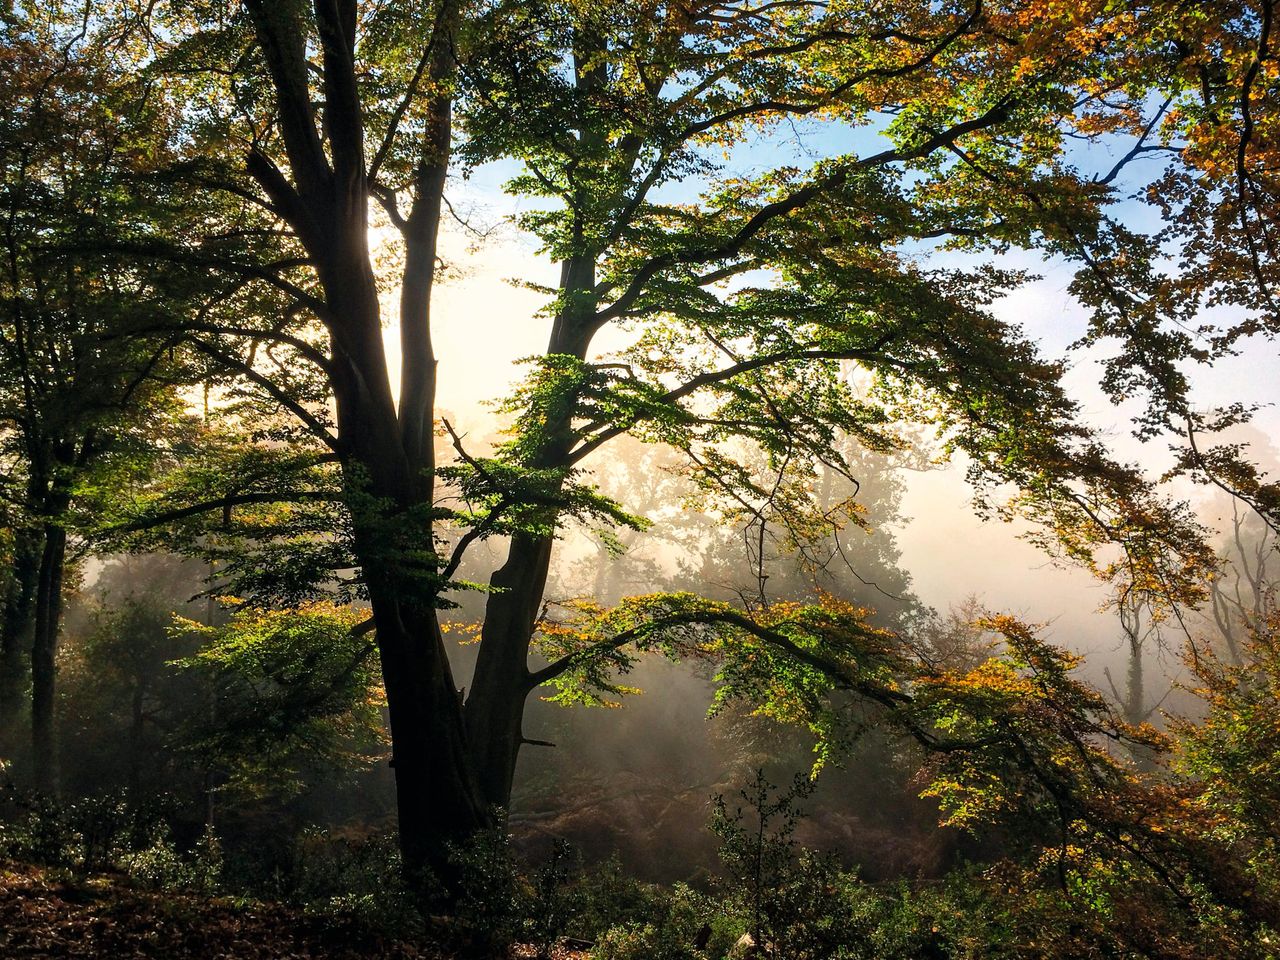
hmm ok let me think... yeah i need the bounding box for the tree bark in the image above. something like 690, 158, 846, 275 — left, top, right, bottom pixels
239, 0, 529, 886
1124, 636, 1145, 728
372, 590, 491, 882
0, 525, 41, 735
467, 533, 554, 807
456, 22, 609, 798
30, 520, 66, 795
465, 240, 600, 808
332, 262, 499, 882
128, 677, 146, 797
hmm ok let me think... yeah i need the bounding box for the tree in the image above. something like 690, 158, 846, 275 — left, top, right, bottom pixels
170, 602, 387, 807
1102, 595, 1171, 771
56, 595, 200, 801
1031, 0, 1280, 537
1202, 483, 1278, 666
1175, 609, 1280, 932
0, 8, 189, 790
79, 0, 1223, 885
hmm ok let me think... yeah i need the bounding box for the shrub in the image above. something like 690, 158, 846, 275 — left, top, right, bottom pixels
119, 824, 222, 894
447, 822, 524, 955
592, 884, 720, 960
282, 828, 424, 939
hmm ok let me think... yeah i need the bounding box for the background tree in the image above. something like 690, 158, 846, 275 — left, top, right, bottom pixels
170, 602, 387, 808
1101, 595, 1171, 771
0, 8, 191, 791
57, 594, 203, 803
1204, 492, 1277, 666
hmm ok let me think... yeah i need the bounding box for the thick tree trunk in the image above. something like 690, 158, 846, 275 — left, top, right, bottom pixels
325, 235, 495, 884
335, 358, 496, 883
30, 521, 66, 795
243, 0, 493, 888
372, 591, 493, 883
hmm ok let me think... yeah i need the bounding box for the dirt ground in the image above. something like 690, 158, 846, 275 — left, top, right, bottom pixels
0, 861, 592, 959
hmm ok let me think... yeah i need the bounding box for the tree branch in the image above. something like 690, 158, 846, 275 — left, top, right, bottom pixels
567, 337, 898, 464
108, 489, 344, 535
591, 96, 1013, 328
183, 336, 341, 452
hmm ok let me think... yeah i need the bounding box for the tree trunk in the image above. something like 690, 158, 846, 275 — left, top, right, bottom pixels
464, 230, 599, 808
372, 592, 493, 884
30, 521, 66, 795
466, 533, 555, 808
321, 247, 490, 883
333, 355, 499, 884
128, 679, 146, 797
0, 525, 41, 735
1123, 635, 1158, 773
322, 225, 495, 883
463, 50, 611, 796
1124, 637, 1144, 728
241, 0, 496, 888
464, 332, 593, 805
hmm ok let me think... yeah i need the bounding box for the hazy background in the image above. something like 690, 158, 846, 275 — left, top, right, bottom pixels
55, 125, 1279, 884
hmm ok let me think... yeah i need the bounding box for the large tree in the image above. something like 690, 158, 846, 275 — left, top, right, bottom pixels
83, 0, 1221, 883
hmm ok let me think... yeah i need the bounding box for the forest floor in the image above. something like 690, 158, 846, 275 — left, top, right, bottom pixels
0, 860, 590, 959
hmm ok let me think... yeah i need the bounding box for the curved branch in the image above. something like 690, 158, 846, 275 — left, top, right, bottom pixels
566, 337, 899, 464
183, 336, 341, 452
108, 489, 344, 535
591, 97, 1013, 328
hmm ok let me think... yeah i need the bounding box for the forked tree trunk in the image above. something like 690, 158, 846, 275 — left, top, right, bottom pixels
239, 0, 538, 888
323, 231, 500, 884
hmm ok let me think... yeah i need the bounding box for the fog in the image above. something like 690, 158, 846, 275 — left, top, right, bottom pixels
339, 211, 1280, 880
15, 176, 1276, 891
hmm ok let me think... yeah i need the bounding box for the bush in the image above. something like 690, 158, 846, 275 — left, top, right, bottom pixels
562, 854, 669, 942
0, 790, 80, 866
119, 824, 222, 894
522, 838, 580, 957
0, 786, 204, 880
447, 822, 524, 955
277, 828, 425, 938
592, 884, 722, 960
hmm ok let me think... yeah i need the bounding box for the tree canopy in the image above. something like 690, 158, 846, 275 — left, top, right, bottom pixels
0, 0, 1276, 905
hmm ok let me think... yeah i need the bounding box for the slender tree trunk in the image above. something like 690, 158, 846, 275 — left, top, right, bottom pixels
1122, 634, 1158, 772
0, 526, 41, 735
466, 552, 546, 811
30, 521, 66, 795
128, 679, 146, 797
1124, 636, 1144, 728
462, 43, 611, 806
467, 533, 554, 807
